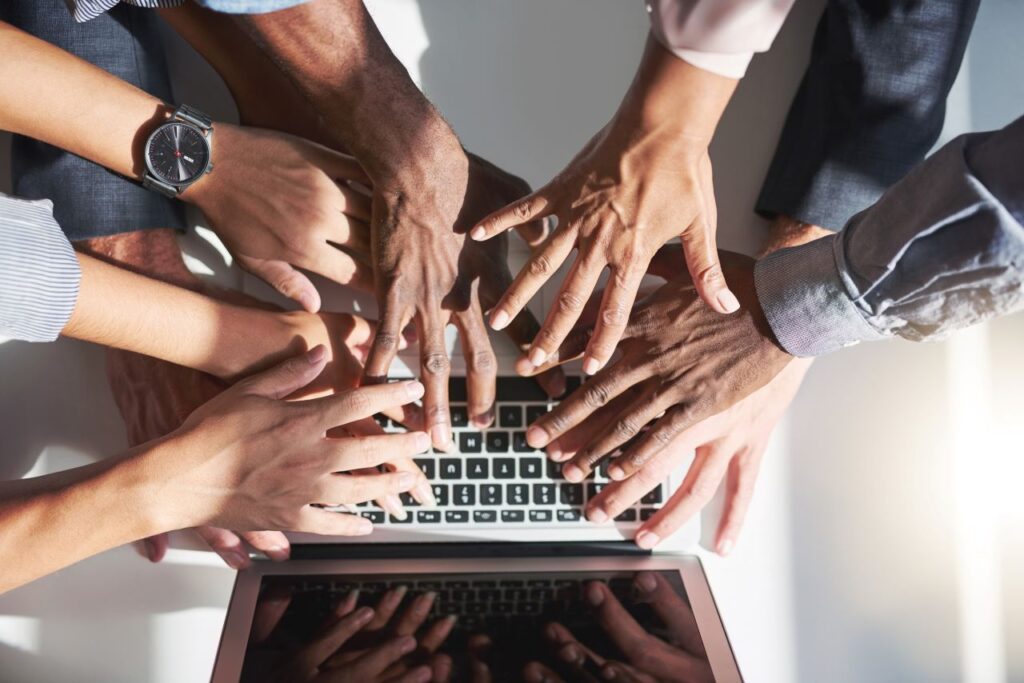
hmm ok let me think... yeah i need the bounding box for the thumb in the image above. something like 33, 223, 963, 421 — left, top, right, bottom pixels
236, 253, 322, 313
241, 346, 329, 399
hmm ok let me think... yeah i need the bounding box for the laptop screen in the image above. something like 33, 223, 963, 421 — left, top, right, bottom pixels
241, 570, 712, 681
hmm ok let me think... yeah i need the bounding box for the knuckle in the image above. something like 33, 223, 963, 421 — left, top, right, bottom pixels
513, 198, 535, 220
695, 264, 725, 290
422, 352, 451, 377
614, 416, 640, 439
582, 384, 611, 409
556, 291, 585, 314
374, 331, 399, 353
339, 389, 373, 417
467, 349, 497, 375
528, 254, 553, 277
600, 304, 628, 328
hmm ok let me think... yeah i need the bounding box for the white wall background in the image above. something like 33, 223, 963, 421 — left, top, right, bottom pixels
1, 1, 1022, 681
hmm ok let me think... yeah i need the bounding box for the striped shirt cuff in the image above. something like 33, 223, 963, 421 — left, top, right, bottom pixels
0, 195, 81, 343
754, 235, 885, 357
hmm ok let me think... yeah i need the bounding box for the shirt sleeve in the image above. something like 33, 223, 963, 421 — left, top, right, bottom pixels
644, 0, 795, 78
0, 194, 81, 343
754, 115, 1024, 357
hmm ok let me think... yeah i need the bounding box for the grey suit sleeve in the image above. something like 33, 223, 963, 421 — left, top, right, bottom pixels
0, 194, 81, 343
754, 115, 1024, 357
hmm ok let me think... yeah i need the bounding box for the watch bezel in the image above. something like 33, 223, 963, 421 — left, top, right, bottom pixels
143, 120, 213, 188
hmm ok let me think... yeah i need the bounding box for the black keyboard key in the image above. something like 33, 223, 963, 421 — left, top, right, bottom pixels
642, 487, 664, 504
640, 507, 658, 521
513, 431, 533, 452
507, 484, 529, 505
374, 414, 391, 428
525, 404, 548, 425
414, 458, 436, 479
481, 484, 502, 506
446, 510, 470, 523
494, 458, 516, 479
417, 510, 441, 523
499, 405, 523, 427
391, 513, 413, 524
479, 588, 502, 601
454, 485, 476, 506
547, 460, 563, 479
559, 483, 584, 506
533, 484, 555, 506
450, 405, 469, 428
529, 510, 553, 523
399, 492, 421, 507
486, 431, 510, 452
615, 509, 637, 522
466, 458, 489, 479
507, 588, 529, 601
439, 459, 462, 480
432, 484, 449, 506
460, 432, 483, 453
520, 458, 544, 479
473, 510, 498, 523
501, 510, 525, 523
362, 510, 385, 524
557, 509, 581, 522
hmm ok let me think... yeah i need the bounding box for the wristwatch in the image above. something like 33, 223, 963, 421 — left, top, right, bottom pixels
142, 104, 214, 197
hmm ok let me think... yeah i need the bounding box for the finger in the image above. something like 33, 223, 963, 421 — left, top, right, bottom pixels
513, 213, 550, 248
293, 605, 375, 676
431, 653, 453, 683
384, 666, 434, 683
583, 265, 644, 375
240, 345, 329, 399
526, 249, 604, 368
417, 312, 453, 450
525, 361, 647, 452
543, 386, 644, 463
337, 183, 372, 222
367, 584, 409, 630
600, 662, 656, 683
350, 635, 418, 678
240, 530, 290, 562
391, 590, 437, 636
325, 432, 431, 472
470, 189, 553, 241
632, 572, 706, 657
235, 253, 321, 313
309, 242, 375, 292
562, 383, 666, 483
497, 300, 567, 397
522, 661, 567, 683
314, 380, 425, 431
295, 506, 374, 536
679, 217, 737, 315
320, 469, 421, 507
195, 526, 251, 570
455, 304, 498, 428
715, 440, 767, 556
582, 582, 649, 662
468, 633, 494, 683
318, 147, 371, 186
387, 456, 438, 508
418, 615, 457, 653
614, 400, 713, 483
363, 298, 409, 383
488, 227, 576, 331
586, 445, 679, 524
514, 324, 591, 378
250, 583, 293, 644
635, 443, 730, 551
139, 533, 169, 563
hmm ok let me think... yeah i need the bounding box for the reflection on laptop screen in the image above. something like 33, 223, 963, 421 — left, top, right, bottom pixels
242, 570, 712, 682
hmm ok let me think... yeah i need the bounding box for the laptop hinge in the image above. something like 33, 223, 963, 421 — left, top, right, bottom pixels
289, 541, 650, 561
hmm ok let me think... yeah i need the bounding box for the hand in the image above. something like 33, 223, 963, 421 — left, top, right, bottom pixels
183, 123, 374, 310
520, 252, 792, 487
472, 92, 738, 381
560, 358, 811, 551
363, 149, 560, 449
162, 347, 430, 534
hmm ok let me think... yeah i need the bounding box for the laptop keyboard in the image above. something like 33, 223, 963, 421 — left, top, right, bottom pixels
364, 377, 665, 527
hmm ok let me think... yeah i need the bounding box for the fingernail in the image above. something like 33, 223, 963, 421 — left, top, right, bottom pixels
397, 472, 417, 490
516, 358, 536, 375
583, 357, 601, 376
718, 538, 735, 556
546, 441, 563, 460
473, 410, 495, 429
490, 309, 510, 330
399, 634, 417, 654
524, 667, 544, 683
405, 381, 425, 400
384, 494, 408, 521
586, 582, 604, 606
298, 290, 319, 313
355, 517, 374, 534
355, 606, 374, 622
471, 226, 487, 241
562, 463, 584, 483
635, 572, 657, 594
588, 508, 608, 524
144, 540, 160, 563
412, 666, 432, 683
608, 465, 625, 480
307, 344, 327, 364
716, 289, 741, 313
415, 481, 437, 508
529, 347, 547, 367
265, 545, 290, 561
635, 530, 660, 550
413, 431, 431, 452
602, 666, 618, 680
526, 425, 549, 448
431, 424, 451, 448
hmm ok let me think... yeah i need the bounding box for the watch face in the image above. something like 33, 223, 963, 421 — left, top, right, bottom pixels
146, 122, 210, 185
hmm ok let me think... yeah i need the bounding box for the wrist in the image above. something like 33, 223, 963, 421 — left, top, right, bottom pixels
759, 215, 834, 257
213, 308, 311, 381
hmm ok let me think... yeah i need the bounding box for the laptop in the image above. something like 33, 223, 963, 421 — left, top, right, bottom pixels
207, 242, 742, 680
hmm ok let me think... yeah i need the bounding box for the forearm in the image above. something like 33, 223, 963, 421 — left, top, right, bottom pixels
0, 21, 169, 179
0, 442, 170, 593
236, 0, 463, 185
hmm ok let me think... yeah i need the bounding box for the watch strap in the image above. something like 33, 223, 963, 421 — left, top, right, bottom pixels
173, 104, 213, 133
142, 174, 181, 198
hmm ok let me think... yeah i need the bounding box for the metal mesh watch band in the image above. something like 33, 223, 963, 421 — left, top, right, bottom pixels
174, 104, 213, 132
